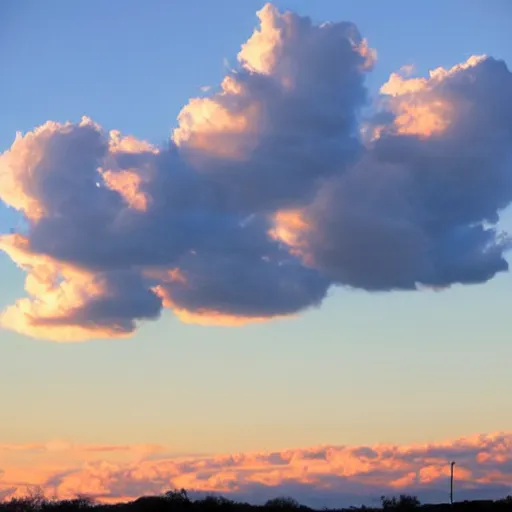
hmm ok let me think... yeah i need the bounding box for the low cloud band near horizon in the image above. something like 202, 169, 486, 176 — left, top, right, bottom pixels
0, 432, 510, 507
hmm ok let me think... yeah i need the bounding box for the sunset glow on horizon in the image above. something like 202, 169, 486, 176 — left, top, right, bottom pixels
1, 432, 511, 506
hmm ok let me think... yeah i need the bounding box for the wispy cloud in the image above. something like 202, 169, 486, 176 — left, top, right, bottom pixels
0, 4, 511, 341
0, 433, 510, 506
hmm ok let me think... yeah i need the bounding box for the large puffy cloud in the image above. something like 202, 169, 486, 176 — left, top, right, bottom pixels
270, 55, 512, 290
0, 432, 510, 506
174, 4, 373, 213
0, 4, 511, 341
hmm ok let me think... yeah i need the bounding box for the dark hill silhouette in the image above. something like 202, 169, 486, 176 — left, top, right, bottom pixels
1, 490, 511, 512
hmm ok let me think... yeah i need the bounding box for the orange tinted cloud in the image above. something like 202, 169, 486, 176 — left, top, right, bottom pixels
108, 130, 157, 155
0, 234, 124, 342
101, 170, 149, 211
269, 210, 309, 248
0, 118, 101, 221
0, 432, 510, 506
172, 307, 289, 327
173, 80, 261, 162
377, 55, 487, 138
154, 283, 292, 327
268, 210, 313, 265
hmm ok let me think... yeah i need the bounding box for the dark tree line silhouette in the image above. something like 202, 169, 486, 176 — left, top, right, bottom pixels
1, 488, 511, 512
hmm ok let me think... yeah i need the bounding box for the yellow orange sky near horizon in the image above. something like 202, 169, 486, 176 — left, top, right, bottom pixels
0, 431, 510, 505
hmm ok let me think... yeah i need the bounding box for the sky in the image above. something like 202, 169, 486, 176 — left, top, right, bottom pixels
0, 0, 511, 506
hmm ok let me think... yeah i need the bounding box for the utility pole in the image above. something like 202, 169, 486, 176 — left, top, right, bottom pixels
450, 461, 456, 505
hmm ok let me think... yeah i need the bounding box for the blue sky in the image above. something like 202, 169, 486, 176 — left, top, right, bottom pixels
0, 0, 511, 463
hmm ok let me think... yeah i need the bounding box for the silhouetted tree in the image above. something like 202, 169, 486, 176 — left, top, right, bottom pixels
164, 489, 191, 506
381, 495, 420, 511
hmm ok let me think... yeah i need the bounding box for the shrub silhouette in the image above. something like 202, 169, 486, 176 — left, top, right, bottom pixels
381, 495, 420, 510
195, 496, 235, 508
